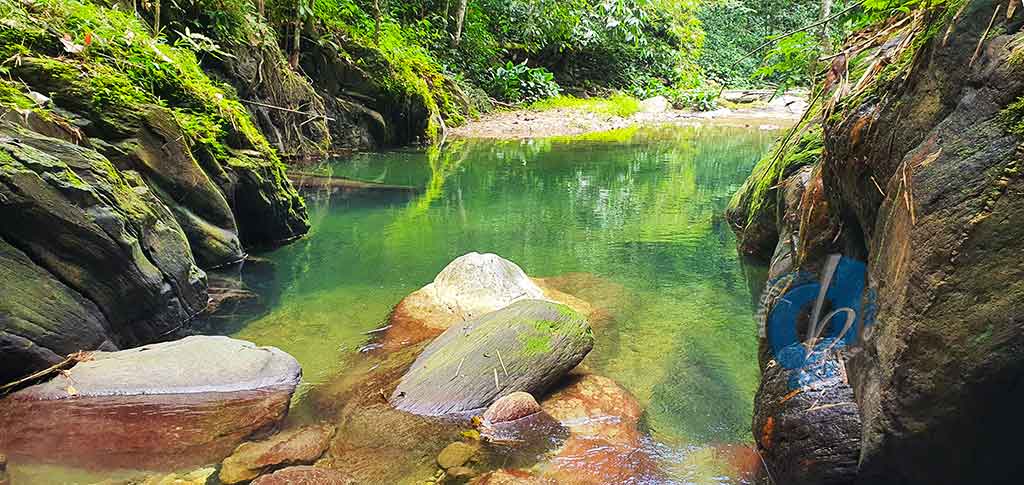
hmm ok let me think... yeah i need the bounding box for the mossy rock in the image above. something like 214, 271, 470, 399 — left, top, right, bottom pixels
390, 299, 594, 416
0, 121, 207, 382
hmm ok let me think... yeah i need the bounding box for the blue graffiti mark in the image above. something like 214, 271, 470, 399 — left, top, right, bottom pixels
760, 255, 877, 388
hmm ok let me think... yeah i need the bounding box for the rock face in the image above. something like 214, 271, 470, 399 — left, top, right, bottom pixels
0, 336, 301, 470
390, 299, 593, 416
220, 424, 336, 484
0, 122, 207, 384
822, 5, 1024, 483
730, 3, 1024, 484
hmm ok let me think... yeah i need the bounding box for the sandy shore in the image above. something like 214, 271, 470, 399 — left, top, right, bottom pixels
450, 95, 806, 140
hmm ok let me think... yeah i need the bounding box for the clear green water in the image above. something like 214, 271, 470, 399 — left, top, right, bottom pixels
229, 124, 778, 482
8, 123, 779, 484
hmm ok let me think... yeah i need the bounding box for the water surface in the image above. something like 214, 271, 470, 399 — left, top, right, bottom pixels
10, 123, 778, 483
229, 124, 778, 483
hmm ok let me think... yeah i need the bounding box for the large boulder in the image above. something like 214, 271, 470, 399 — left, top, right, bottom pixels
0, 336, 301, 470
381, 253, 593, 351
390, 300, 593, 416
0, 121, 207, 383
819, 4, 1024, 483
397, 252, 546, 329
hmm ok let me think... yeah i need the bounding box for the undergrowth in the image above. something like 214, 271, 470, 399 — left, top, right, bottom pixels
529, 94, 641, 118
0, 0, 277, 159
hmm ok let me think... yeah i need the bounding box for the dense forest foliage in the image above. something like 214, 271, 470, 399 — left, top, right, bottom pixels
0, 0, 936, 151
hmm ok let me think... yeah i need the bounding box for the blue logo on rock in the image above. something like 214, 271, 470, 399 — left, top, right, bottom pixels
760, 255, 877, 386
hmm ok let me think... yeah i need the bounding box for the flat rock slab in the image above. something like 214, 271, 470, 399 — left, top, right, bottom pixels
0, 336, 301, 470
390, 299, 593, 416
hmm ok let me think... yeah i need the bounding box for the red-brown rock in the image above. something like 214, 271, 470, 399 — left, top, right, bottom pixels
0, 336, 301, 470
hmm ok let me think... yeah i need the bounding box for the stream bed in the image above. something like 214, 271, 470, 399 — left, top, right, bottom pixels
10, 123, 781, 484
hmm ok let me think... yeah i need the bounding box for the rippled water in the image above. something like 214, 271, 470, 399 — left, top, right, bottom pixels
9, 123, 781, 483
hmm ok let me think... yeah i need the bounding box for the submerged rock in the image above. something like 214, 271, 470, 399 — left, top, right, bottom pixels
469, 469, 553, 485
539, 372, 661, 484
437, 442, 479, 470
140, 467, 217, 485
220, 424, 336, 484
390, 299, 593, 416
250, 466, 352, 485
0, 336, 301, 470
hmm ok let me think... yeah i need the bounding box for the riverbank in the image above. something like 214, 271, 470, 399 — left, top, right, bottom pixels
451, 91, 807, 139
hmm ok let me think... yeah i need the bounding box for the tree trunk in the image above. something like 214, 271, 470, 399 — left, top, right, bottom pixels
153, 0, 160, 35
257, 0, 265, 17
819, 0, 834, 49
373, 0, 381, 44
289, 20, 301, 69
450, 0, 467, 47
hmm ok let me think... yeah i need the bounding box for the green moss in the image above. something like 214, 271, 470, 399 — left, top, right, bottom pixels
0, 80, 34, 110
999, 96, 1024, 137
518, 333, 553, 357
728, 118, 823, 228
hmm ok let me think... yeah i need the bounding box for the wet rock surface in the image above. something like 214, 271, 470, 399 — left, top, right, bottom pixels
390, 299, 594, 416
220, 424, 336, 484
0, 336, 301, 470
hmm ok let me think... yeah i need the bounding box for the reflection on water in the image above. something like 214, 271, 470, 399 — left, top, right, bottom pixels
9, 124, 779, 483
226, 124, 778, 483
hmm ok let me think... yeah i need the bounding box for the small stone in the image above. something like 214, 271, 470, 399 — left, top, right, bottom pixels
483, 392, 541, 425
446, 466, 478, 483
141, 467, 216, 485
27, 90, 50, 106
437, 442, 478, 470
